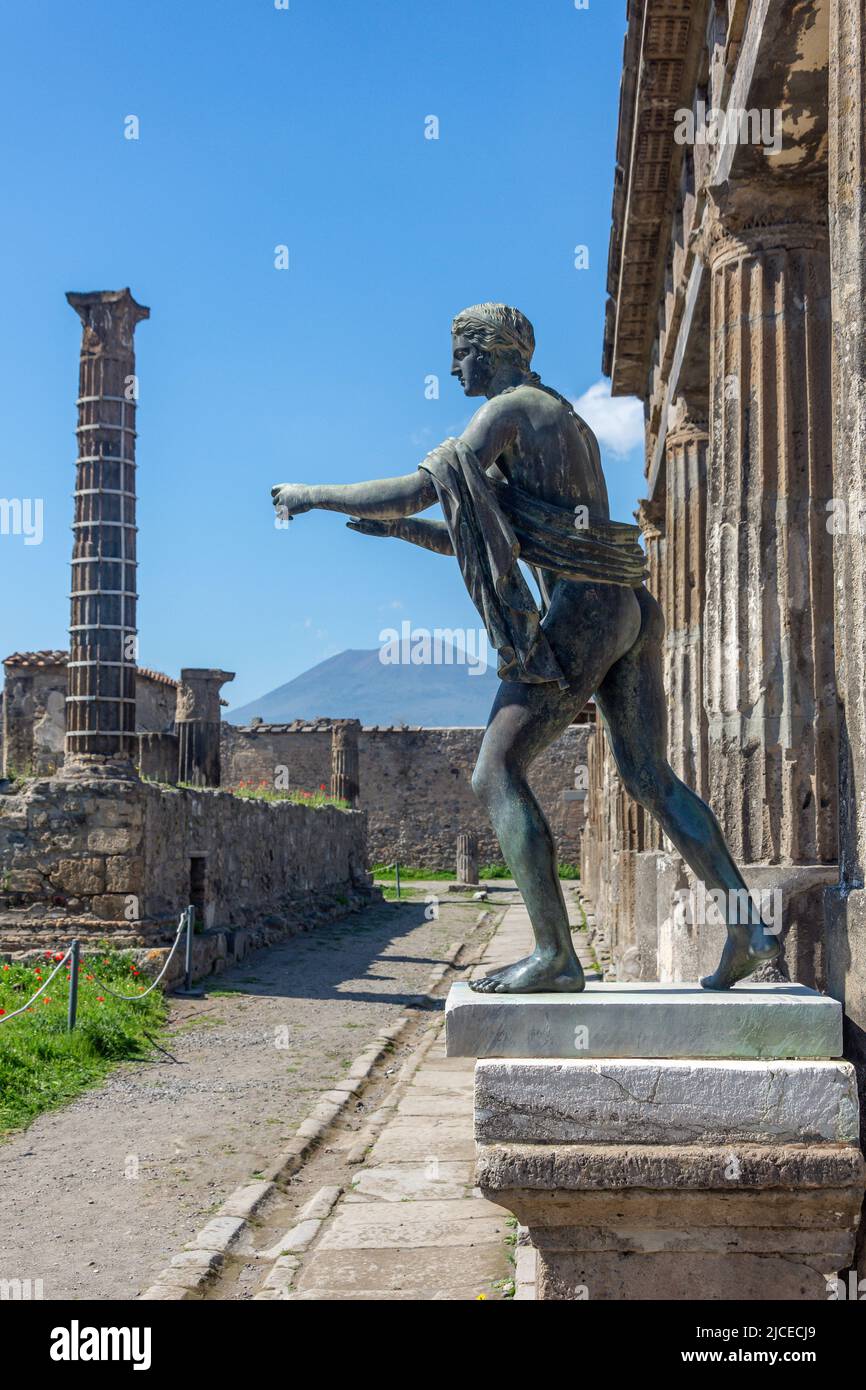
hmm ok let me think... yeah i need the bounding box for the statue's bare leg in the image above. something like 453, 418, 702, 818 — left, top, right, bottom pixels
470, 581, 642, 993
594, 588, 780, 989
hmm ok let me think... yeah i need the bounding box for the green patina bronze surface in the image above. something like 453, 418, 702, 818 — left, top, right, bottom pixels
272, 303, 779, 994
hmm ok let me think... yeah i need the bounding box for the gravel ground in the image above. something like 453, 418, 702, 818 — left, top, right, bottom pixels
0, 888, 494, 1301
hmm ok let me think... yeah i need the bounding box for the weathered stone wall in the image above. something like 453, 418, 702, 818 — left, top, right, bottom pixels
135, 677, 176, 735
139, 784, 367, 926
222, 723, 591, 871
0, 773, 368, 949
223, 726, 332, 795
2, 668, 67, 777
1, 665, 180, 778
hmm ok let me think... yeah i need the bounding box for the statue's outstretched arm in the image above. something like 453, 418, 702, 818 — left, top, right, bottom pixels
271, 469, 437, 522
272, 397, 518, 526
346, 516, 454, 555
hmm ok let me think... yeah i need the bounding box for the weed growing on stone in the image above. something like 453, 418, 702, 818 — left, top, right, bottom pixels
230, 781, 350, 809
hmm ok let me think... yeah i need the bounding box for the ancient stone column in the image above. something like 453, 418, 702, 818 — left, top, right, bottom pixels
65, 290, 149, 765
330, 719, 360, 807
456, 832, 479, 886
580, 727, 603, 906
176, 669, 234, 787
137, 731, 179, 784
699, 183, 838, 868
663, 398, 709, 801
827, 0, 866, 1129
635, 495, 665, 604
635, 496, 665, 854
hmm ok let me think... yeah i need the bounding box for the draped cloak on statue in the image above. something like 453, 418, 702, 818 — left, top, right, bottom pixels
418, 437, 647, 690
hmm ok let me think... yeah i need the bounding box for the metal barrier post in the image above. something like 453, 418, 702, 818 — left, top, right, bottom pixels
67, 940, 80, 1032
395, 862, 401, 900
172, 904, 205, 999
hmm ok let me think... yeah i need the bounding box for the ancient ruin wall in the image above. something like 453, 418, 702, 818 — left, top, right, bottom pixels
140, 784, 367, 925
222, 724, 591, 870
0, 774, 367, 949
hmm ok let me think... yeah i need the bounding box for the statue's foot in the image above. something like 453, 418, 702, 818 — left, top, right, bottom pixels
469, 950, 586, 994
700, 925, 781, 991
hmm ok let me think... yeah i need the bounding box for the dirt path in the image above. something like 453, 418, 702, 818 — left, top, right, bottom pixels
0, 887, 504, 1301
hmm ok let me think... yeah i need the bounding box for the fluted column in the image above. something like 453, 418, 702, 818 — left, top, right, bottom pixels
827, 0, 866, 1112
635, 496, 665, 603
635, 496, 666, 853
663, 399, 709, 800
699, 182, 837, 866
330, 719, 360, 807
456, 833, 479, 886
829, 0, 866, 893
65, 289, 149, 764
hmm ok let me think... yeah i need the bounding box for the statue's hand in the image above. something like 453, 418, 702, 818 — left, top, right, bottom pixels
271, 483, 315, 518
346, 517, 396, 538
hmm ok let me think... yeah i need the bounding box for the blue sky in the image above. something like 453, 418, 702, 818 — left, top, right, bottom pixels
0, 0, 645, 712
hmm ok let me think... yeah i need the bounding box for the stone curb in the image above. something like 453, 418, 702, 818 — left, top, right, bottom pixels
138, 920, 491, 1299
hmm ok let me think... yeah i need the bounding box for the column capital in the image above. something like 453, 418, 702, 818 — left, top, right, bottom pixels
176, 669, 235, 724
66, 288, 150, 355
665, 395, 709, 448
694, 179, 829, 272
635, 495, 665, 541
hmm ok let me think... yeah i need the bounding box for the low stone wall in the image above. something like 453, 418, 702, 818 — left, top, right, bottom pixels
0, 769, 369, 951
222, 723, 591, 871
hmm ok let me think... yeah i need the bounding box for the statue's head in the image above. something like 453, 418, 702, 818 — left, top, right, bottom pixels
450, 302, 536, 396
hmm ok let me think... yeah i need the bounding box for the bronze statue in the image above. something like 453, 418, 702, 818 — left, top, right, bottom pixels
272, 303, 780, 993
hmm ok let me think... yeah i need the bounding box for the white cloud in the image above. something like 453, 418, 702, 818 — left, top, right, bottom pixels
573, 380, 644, 459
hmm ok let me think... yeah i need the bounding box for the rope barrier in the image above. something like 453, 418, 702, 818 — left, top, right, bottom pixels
87, 912, 188, 1001
0, 946, 74, 1022
0, 907, 194, 1026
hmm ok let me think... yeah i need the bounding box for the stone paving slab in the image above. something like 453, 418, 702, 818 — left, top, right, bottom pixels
368, 1118, 477, 1162
283, 902, 539, 1299
294, 1244, 507, 1295
345, 1162, 475, 1203
318, 1216, 506, 1251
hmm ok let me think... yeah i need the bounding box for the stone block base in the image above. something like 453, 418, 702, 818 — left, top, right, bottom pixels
469, 1050, 864, 1300
477, 1134, 864, 1301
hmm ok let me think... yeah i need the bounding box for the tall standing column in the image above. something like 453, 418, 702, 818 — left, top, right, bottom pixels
663, 399, 710, 801
699, 183, 837, 867
176, 669, 234, 787
636, 496, 665, 853
635, 496, 665, 603
827, 0, 866, 1149
65, 290, 149, 765
330, 719, 360, 807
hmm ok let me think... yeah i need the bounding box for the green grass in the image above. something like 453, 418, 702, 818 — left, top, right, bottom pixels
0, 950, 166, 1134
372, 864, 457, 881
373, 862, 581, 881
557, 863, 581, 880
